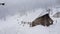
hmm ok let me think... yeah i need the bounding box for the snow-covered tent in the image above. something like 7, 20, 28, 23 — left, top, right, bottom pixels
21, 8, 53, 27
31, 13, 53, 27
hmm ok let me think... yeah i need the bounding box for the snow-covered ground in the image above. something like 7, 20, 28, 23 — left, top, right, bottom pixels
0, 8, 60, 34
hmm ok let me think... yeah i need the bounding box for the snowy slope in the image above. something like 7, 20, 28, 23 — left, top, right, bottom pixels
21, 8, 48, 22
0, 8, 60, 34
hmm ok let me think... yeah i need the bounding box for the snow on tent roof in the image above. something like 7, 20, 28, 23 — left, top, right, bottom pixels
22, 9, 48, 22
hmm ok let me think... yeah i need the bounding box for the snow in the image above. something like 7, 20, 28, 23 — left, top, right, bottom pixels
21, 8, 48, 22
0, 8, 60, 34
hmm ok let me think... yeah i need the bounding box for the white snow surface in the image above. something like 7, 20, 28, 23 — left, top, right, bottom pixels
21, 9, 48, 22
0, 8, 60, 34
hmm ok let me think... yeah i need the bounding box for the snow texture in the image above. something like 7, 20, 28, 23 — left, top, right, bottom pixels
0, 8, 60, 34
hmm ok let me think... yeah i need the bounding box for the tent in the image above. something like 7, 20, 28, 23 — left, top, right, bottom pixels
21, 9, 53, 27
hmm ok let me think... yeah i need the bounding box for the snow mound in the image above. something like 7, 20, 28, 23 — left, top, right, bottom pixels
0, 8, 60, 34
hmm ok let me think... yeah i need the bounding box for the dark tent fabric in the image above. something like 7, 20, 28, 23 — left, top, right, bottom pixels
30, 14, 53, 27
